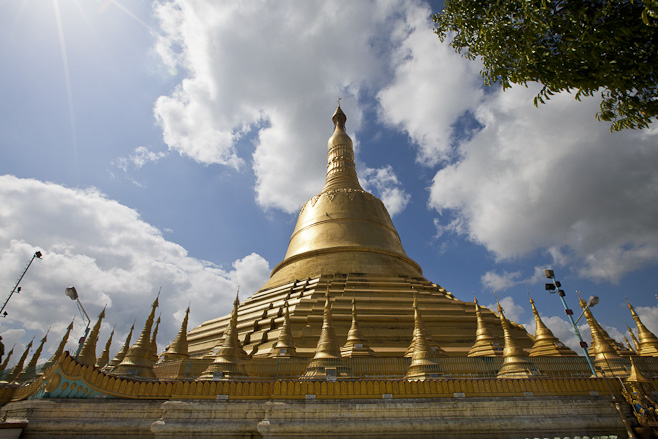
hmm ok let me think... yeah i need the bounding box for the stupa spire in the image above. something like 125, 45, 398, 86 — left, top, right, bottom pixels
322, 102, 362, 193
269, 302, 298, 358
341, 296, 375, 357
113, 294, 159, 378
301, 283, 350, 380
496, 298, 540, 378
467, 295, 502, 357
18, 330, 49, 382
627, 324, 641, 352
77, 305, 106, 366
0, 345, 15, 373
627, 298, 658, 357
150, 315, 161, 364
405, 289, 446, 358
199, 291, 249, 380
405, 293, 442, 380
163, 305, 190, 361
95, 326, 115, 369
528, 294, 576, 357
579, 296, 627, 376
5, 337, 34, 383
107, 320, 135, 370
43, 320, 74, 371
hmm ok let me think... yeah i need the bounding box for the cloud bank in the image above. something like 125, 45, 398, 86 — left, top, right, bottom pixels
0, 175, 270, 364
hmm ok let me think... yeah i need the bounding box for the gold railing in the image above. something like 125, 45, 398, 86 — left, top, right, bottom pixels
153, 356, 658, 381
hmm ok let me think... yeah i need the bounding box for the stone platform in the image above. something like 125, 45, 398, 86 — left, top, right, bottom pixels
1, 396, 629, 438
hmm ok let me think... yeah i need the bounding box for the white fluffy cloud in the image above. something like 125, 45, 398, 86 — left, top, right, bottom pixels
0, 175, 270, 366
360, 165, 410, 217
428, 85, 658, 282
152, 0, 446, 213
377, 4, 484, 166
486, 295, 525, 323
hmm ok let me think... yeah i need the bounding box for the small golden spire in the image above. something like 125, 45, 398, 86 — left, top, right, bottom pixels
0, 345, 15, 372
496, 299, 540, 378
5, 337, 34, 383
199, 291, 249, 380
627, 298, 658, 357
322, 102, 363, 193
18, 330, 49, 382
269, 302, 298, 358
301, 283, 351, 380
623, 336, 636, 354
113, 294, 159, 378
150, 315, 161, 364
107, 320, 135, 370
43, 319, 74, 371
627, 324, 641, 352
528, 294, 576, 357
405, 289, 446, 358
579, 297, 627, 377
626, 356, 651, 384
95, 326, 115, 369
77, 305, 106, 367
468, 295, 502, 357
405, 293, 443, 380
163, 305, 191, 361
341, 296, 375, 357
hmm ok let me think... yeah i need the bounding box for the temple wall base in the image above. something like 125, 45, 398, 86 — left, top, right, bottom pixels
1, 396, 631, 438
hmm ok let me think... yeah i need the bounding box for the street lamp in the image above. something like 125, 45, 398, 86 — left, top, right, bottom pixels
65, 286, 91, 360
575, 294, 599, 325
544, 269, 598, 377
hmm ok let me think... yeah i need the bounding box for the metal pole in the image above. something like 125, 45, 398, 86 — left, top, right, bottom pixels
0, 251, 42, 316
74, 298, 91, 361
546, 272, 598, 377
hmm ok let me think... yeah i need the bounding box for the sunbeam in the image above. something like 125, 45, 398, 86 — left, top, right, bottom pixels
108, 0, 157, 33
52, 0, 80, 184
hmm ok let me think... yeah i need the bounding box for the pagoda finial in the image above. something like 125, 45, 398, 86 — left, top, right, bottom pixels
528, 293, 576, 357
301, 282, 350, 380
43, 320, 73, 371
405, 292, 442, 380
164, 305, 191, 361
150, 314, 161, 364
0, 345, 15, 373
18, 330, 49, 382
107, 319, 135, 370
468, 295, 502, 357
77, 305, 107, 367
341, 295, 375, 357
579, 297, 627, 376
95, 326, 115, 369
626, 299, 658, 357
269, 302, 298, 358
332, 100, 346, 130
113, 294, 160, 378
496, 301, 540, 378
5, 337, 34, 383
627, 324, 641, 352
199, 290, 249, 380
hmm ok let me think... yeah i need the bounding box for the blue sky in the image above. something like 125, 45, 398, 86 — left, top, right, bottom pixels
0, 0, 656, 364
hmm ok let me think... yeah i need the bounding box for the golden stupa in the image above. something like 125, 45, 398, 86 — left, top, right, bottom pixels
2, 104, 656, 439
186, 104, 535, 359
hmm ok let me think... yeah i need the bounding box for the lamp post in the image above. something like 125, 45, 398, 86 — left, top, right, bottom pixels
0, 251, 42, 317
65, 286, 91, 360
575, 294, 599, 325
544, 269, 598, 377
